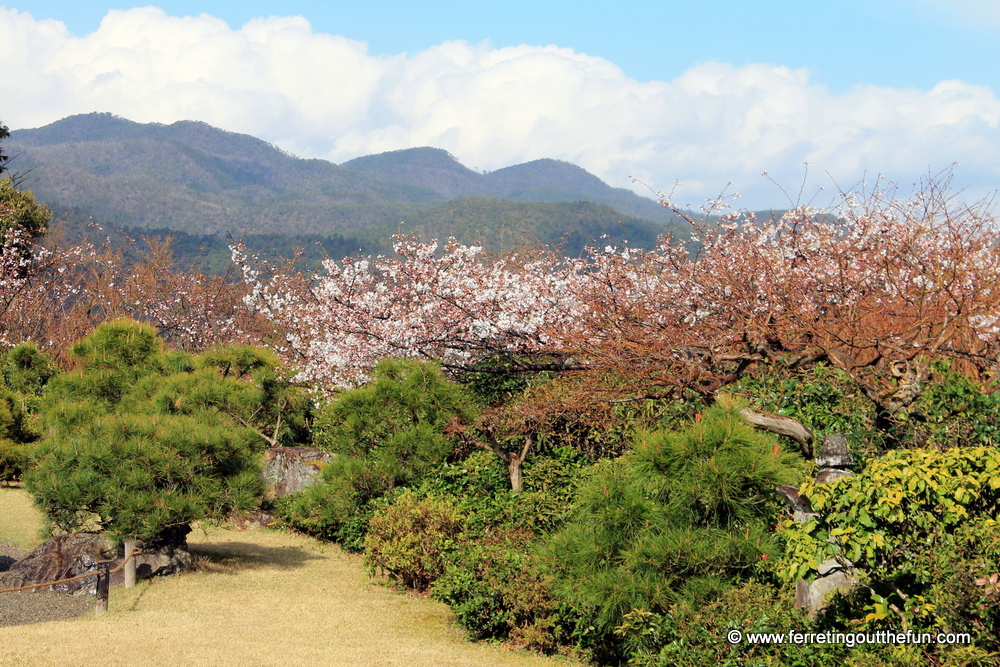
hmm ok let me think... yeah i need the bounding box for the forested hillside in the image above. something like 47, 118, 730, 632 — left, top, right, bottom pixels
7, 113, 685, 267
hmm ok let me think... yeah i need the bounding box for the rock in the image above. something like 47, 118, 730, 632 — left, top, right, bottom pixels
116, 545, 191, 586
0, 533, 114, 593
0, 555, 16, 572
816, 433, 854, 469
815, 468, 854, 485
0, 529, 192, 593
796, 567, 857, 616
116, 525, 192, 584
262, 446, 333, 498
776, 485, 818, 522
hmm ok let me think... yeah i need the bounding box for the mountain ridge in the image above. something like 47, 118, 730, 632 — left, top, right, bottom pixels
5, 113, 686, 264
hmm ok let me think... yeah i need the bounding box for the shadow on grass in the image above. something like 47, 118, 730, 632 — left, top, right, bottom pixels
188, 541, 325, 575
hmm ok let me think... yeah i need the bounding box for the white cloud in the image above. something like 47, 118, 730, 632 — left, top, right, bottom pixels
4, 6, 1000, 209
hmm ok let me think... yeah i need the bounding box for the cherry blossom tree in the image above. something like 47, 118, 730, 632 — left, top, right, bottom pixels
0, 230, 270, 365
235, 173, 1000, 438
234, 238, 590, 391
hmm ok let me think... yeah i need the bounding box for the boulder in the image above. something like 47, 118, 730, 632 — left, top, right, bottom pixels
776, 485, 818, 522
116, 544, 191, 586
796, 557, 858, 616
815, 468, 854, 485
229, 510, 277, 531
0, 533, 114, 593
0, 529, 192, 593
262, 446, 333, 498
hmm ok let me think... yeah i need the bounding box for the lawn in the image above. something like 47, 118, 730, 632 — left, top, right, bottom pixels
0, 488, 585, 667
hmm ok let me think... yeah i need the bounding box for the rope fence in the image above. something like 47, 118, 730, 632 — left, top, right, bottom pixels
0, 546, 140, 616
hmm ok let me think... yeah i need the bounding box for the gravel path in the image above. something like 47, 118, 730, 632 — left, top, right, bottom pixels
0, 540, 94, 628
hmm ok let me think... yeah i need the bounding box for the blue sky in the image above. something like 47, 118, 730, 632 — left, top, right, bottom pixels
12, 1, 1000, 90
4, 1, 1000, 208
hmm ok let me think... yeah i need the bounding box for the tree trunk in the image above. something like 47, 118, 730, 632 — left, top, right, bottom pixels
506, 436, 533, 494
508, 457, 523, 494
123, 539, 137, 589
483, 434, 533, 493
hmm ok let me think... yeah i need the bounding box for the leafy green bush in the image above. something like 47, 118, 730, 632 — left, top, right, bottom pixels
903, 359, 1000, 449
615, 581, 850, 667
538, 401, 808, 658
27, 412, 263, 541
735, 362, 882, 457
278, 358, 475, 547
0, 343, 57, 481
779, 446, 1000, 657
0, 177, 50, 250
0, 438, 30, 482
432, 530, 591, 658
364, 490, 463, 591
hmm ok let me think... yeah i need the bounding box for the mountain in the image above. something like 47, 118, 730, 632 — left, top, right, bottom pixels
341, 148, 675, 223
7, 113, 446, 236
5, 113, 685, 263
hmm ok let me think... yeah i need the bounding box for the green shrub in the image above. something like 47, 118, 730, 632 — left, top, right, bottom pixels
0, 343, 56, 481
25, 320, 303, 542
279, 358, 475, 546
26, 412, 263, 541
735, 362, 882, 457
432, 532, 591, 658
903, 359, 1000, 449
0, 439, 31, 482
364, 490, 463, 591
779, 446, 1000, 657
538, 401, 809, 658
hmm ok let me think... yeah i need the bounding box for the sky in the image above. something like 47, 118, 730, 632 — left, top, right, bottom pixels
4, 1, 1000, 209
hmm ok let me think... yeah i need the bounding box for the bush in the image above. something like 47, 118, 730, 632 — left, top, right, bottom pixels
25, 320, 304, 542
735, 362, 882, 457
364, 490, 463, 591
0, 438, 30, 482
538, 401, 808, 658
779, 446, 1000, 658
27, 412, 263, 541
432, 532, 590, 658
0, 343, 56, 481
278, 358, 475, 546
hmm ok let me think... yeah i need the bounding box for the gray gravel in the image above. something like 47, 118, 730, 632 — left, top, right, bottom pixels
0, 540, 95, 627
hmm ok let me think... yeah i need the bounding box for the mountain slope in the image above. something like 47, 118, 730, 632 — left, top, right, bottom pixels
340, 148, 675, 223
7, 113, 684, 261
8, 113, 444, 235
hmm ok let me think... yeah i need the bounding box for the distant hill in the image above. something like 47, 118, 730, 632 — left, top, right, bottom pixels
341, 148, 676, 223
7, 113, 445, 236
7, 113, 687, 264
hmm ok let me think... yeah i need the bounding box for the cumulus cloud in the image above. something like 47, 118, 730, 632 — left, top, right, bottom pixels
4, 6, 1000, 208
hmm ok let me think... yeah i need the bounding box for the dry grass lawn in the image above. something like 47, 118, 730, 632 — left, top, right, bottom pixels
0, 489, 587, 667
0, 486, 43, 550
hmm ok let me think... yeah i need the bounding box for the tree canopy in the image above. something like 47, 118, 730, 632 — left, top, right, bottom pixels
25, 319, 309, 542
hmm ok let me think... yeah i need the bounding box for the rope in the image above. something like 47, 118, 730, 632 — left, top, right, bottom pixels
0, 547, 140, 595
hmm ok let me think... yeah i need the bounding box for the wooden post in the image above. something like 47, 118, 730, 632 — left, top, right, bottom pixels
124, 540, 137, 589
95, 562, 110, 617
